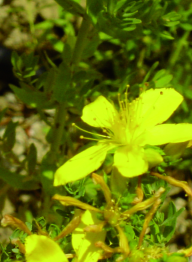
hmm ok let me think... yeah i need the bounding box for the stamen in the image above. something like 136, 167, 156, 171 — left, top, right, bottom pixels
72, 123, 110, 139
118, 93, 127, 123
125, 85, 129, 109
102, 128, 111, 137
120, 101, 125, 111
80, 135, 100, 141
118, 93, 124, 113
124, 84, 130, 122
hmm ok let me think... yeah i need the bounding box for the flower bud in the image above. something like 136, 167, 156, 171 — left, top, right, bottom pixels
144, 148, 163, 168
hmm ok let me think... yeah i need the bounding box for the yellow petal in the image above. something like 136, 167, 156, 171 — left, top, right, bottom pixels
72, 210, 106, 262
114, 146, 148, 177
25, 235, 68, 262
143, 124, 192, 145
54, 142, 116, 186
131, 88, 183, 132
81, 96, 119, 129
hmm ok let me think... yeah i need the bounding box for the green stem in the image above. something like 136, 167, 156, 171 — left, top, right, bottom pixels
168, 31, 189, 68
49, 103, 66, 164
41, 11, 92, 219
49, 14, 91, 163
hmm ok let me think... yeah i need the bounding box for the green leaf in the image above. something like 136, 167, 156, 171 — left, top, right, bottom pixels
155, 75, 173, 88
11, 52, 39, 79
10, 84, 54, 109
124, 224, 135, 241
0, 108, 7, 122
26, 144, 37, 175
87, 0, 104, 24
61, 43, 73, 64
40, 161, 56, 195
43, 68, 58, 94
11, 51, 23, 72
54, 0, 85, 16
166, 254, 188, 262
2, 121, 18, 152
0, 167, 39, 190
79, 79, 95, 97
161, 11, 181, 27
47, 36, 64, 53
97, 11, 138, 39
160, 31, 174, 40
180, 23, 192, 31
82, 33, 100, 59
152, 70, 173, 88
142, 61, 159, 84
52, 62, 72, 103
160, 202, 185, 242
153, 69, 166, 81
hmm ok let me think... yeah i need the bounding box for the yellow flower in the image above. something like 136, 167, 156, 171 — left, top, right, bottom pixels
25, 235, 68, 262
54, 88, 192, 186
72, 210, 106, 262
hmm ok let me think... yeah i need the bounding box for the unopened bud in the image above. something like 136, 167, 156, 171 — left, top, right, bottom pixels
1, 215, 32, 235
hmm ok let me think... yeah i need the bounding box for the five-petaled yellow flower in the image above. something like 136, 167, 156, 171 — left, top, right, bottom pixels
54, 88, 192, 186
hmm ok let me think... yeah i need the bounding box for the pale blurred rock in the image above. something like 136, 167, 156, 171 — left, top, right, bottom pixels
38, 0, 59, 20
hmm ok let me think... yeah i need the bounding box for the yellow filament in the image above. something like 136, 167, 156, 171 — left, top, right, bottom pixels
72, 123, 110, 139
124, 84, 130, 122
80, 135, 101, 141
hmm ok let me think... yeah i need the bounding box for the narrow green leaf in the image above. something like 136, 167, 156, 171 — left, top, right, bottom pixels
142, 61, 159, 84
82, 33, 100, 59
52, 62, 71, 103
54, 0, 85, 16
155, 74, 173, 88
0, 108, 7, 123
10, 84, 54, 109
2, 121, 18, 152
0, 167, 39, 190
160, 31, 174, 40
26, 144, 37, 175
160, 202, 185, 242
87, 0, 104, 24
61, 43, 73, 64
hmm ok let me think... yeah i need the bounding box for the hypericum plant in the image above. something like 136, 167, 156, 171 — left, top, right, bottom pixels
1, 0, 192, 262
2, 87, 192, 262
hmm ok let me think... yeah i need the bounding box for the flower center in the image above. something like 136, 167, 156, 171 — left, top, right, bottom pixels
111, 89, 145, 147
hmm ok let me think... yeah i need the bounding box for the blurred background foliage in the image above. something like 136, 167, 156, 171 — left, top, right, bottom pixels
0, 0, 192, 260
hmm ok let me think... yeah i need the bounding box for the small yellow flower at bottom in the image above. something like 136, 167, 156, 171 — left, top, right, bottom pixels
25, 235, 68, 262
72, 210, 106, 262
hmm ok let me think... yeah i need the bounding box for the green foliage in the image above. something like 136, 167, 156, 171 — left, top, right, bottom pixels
2, 121, 17, 152
151, 202, 185, 243
0, 167, 39, 190
11, 52, 39, 80
25, 144, 37, 175
54, 0, 85, 16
